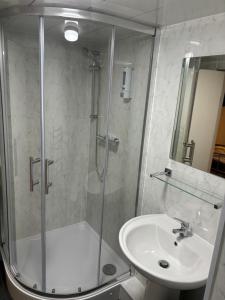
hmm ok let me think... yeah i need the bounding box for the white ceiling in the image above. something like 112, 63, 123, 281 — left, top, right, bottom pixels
0, 0, 225, 27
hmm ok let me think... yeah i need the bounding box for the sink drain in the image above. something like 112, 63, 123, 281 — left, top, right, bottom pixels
102, 264, 117, 275
158, 260, 170, 269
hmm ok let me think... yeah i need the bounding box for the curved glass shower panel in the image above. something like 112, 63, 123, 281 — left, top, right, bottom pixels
2, 16, 43, 291
0, 100, 9, 263
44, 16, 112, 294
0, 7, 154, 297
99, 27, 153, 284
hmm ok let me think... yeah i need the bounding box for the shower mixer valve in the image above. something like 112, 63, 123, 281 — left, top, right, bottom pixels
96, 134, 119, 151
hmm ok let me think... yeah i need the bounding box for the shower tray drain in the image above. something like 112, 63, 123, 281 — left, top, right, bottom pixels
102, 264, 117, 275
158, 260, 170, 269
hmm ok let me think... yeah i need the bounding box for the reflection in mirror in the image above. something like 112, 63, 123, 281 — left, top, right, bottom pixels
171, 55, 225, 178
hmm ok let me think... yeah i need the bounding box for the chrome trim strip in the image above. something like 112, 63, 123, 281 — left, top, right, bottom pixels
39, 16, 46, 292
135, 35, 155, 215
0, 24, 10, 263
0, 23, 17, 268
97, 26, 116, 285
204, 193, 225, 300
0, 6, 155, 35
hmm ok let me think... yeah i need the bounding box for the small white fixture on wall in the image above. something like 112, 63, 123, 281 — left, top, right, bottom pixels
120, 65, 133, 102
64, 20, 79, 42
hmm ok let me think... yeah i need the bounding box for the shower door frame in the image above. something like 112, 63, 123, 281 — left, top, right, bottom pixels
0, 23, 17, 270
39, 16, 46, 292
0, 5, 156, 296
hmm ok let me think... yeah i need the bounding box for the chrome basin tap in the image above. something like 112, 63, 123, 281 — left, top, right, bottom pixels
172, 218, 193, 241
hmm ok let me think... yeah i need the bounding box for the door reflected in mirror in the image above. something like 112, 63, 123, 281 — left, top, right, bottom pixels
171, 55, 225, 178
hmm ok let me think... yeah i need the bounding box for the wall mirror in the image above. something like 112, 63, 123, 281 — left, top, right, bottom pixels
171, 55, 225, 178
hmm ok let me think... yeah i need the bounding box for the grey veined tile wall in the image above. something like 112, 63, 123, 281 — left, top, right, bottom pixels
141, 12, 225, 245
44, 35, 91, 232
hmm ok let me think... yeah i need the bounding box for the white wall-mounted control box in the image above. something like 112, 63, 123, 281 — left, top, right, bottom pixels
120, 66, 133, 101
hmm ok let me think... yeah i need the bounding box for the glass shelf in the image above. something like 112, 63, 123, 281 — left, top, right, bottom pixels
150, 170, 224, 209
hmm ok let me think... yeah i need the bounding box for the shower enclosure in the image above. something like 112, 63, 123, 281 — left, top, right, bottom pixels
0, 6, 154, 298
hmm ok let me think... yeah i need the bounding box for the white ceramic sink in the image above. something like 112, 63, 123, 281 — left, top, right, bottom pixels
119, 214, 213, 290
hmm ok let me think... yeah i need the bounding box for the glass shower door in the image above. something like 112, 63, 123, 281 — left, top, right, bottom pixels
43, 17, 112, 294
0, 10, 153, 297
1, 16, 44, 291
99, 27, 153, 284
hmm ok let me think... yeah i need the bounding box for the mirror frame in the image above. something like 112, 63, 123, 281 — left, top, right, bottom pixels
170, 54, 225, 179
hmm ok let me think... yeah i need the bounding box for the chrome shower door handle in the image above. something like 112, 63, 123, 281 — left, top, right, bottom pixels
29, 156, 41, 192
45, 159, 54, 194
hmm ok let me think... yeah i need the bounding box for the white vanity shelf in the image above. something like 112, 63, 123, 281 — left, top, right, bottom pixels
150, 168, 223, 209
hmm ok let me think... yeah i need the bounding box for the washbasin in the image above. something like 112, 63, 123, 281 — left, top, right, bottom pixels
119, 214, 213, 290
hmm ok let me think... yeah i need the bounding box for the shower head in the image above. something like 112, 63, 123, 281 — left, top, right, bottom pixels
83, 47, 100, 59
83, 47, 101, 70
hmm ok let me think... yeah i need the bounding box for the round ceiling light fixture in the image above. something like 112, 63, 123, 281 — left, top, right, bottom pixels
64, 20, 79, 42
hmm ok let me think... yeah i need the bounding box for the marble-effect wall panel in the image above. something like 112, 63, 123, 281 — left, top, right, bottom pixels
141, 13, 225, 245
44, 37, 91, 231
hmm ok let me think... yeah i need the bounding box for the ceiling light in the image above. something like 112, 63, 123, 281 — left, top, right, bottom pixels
64, 20, 79, 42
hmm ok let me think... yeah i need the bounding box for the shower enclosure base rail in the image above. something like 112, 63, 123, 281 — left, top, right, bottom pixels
2, 253, 131, 300
7, 221, 129, 296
